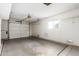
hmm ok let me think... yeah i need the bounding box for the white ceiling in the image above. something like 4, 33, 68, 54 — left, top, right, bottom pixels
10, 3, 79, 21
0, 3, 79, 21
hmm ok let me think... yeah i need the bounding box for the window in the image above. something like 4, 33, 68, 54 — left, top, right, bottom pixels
48, 20, 59, 29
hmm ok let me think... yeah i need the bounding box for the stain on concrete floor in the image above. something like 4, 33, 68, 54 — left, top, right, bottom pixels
1, 38, 67, 56
2, 38, 79, 56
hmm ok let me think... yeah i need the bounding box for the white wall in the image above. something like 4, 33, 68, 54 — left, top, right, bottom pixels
1, 20, 8, 39
31, 8, 79, 46
0, 18, 2, 54
9, 20, 29, 39
0, 3, 12, 19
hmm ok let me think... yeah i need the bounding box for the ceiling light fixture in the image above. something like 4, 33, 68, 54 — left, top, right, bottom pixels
43, 3, 52, 6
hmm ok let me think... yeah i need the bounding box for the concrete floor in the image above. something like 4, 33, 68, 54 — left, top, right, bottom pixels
59, 46, 79, 56
1, 38, 79, 56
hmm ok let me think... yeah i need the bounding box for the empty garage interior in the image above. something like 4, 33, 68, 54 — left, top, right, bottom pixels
1, 3, 79, 56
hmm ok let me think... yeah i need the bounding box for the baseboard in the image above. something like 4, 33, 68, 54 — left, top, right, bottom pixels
30, 36, 69, 45
1, 38, 8, 40
7, 36, 30, 40
1, 36, 67, 46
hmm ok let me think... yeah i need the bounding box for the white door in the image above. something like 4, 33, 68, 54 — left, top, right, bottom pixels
9, 22, 29, 39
